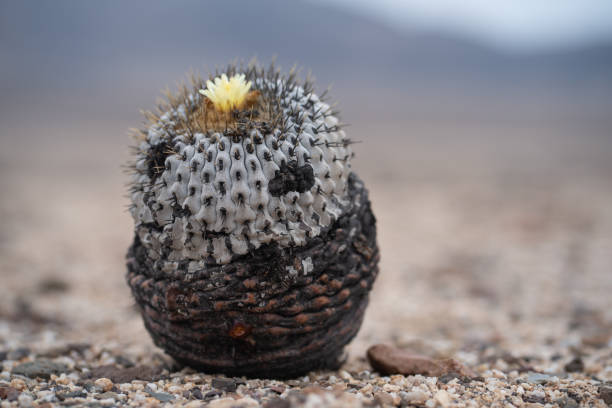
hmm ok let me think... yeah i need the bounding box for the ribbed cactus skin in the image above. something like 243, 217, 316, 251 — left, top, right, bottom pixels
126, 64, 379, 378
127, 174, 378, 378
130, 69, 352, 265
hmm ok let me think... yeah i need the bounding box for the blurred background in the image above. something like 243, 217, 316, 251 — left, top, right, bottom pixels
1, 0, 611, 368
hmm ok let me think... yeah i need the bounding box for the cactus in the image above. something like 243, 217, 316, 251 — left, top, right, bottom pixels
126, 63, 379, 378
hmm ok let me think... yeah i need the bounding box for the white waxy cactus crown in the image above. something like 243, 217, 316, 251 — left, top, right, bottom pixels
129, 64, 353, 265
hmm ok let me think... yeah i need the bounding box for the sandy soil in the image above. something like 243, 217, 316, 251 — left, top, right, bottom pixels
1, 116, 611, 406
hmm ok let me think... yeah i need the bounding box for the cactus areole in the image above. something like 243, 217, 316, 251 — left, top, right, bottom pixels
126, 63, 379, 378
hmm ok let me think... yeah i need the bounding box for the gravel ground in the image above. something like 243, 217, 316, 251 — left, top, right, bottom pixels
1, 126, 611, 407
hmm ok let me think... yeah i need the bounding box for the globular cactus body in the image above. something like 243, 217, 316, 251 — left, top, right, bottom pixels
126, 64, 379, 378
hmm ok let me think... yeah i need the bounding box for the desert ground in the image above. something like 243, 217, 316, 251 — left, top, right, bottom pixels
1, 102, 611, 406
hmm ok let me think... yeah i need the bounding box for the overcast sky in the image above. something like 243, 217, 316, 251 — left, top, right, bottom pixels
312, 0, 612, 52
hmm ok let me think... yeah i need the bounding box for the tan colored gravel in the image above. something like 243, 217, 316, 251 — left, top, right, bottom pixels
1, 120, 611, 407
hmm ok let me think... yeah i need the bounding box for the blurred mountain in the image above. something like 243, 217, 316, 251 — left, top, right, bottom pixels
1, 0, 611, 124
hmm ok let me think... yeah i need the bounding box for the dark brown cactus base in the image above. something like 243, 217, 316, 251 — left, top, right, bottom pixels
126, 173, 379, 378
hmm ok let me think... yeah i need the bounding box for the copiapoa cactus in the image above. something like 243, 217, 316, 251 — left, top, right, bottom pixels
126, 62, 379, 378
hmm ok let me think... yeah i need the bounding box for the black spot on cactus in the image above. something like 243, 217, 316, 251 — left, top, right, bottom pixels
268, 161, 315, 197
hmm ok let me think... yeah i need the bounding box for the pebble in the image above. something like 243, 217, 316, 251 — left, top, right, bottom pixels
434, 389, 451, 407
147, 390, 175, 402
360, 383, 373, 394
0, 386, 20, 401
12, 360, 68, 379
95, 391, 119, 400
191, 387, 204, 399
599, 385, 612, 405
56, 389, 87, 400
367, 344, 475, 378
556, 396, 579, 408
212, 377, 237, 392
564, 358, 584, 373
94, 377, 113, 392
526, 372, 552, 384
98, 397, 116, 406
401, 390, 429, 405
374, 391, 394, 406
8, 348, 30, 361
10, 378, 26, 391
529, 390, 546, 399
17, 393, 33, 407
382, 383, 400, 393
0, 334, 609, 408
88, 364, 163, 383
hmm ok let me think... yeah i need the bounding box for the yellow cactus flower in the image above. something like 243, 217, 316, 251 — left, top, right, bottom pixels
199, 73, 252, 113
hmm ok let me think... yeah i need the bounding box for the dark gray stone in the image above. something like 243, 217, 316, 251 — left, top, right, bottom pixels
12, 360, 68, 379
212, 377, 237, 392
599, 385, 612, 406
7, 348, 30, 360
57, 389, 87, 401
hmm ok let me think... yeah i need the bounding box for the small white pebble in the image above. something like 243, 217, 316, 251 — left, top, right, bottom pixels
402, 391, 428, 404
17, 393, 33, 408
486, 381, 500, 391
54, 357, 75, 368
168, 385, 182, 393
36, 390, 53, 400
425, 377, 438, 386
434, 390, 451, 408
132, 391, 147, 401
119, 383, 132, 392
491, 369, 507, 379
98, 398, 116, 406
